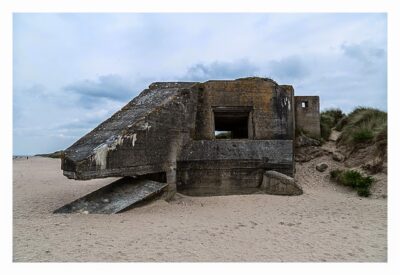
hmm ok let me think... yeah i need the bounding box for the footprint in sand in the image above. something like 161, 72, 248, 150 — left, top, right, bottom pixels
234, 223, 246, 229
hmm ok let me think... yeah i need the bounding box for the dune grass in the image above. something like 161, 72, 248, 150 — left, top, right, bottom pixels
320, 107, 387, 150
330, 169, 374, 197
338, 107, 387, 148
320, 108, 346, 140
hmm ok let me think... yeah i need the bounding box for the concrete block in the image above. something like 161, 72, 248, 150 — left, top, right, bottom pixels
261, 170, 303, 195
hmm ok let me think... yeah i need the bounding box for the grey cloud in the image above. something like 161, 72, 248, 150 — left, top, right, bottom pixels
64, 74, 136, 103
341, 42, 386, 66
13, 116, 108, 154
268, 56, 310, 80
181, 57, 309, 83
23, 84, 47, 98
53, 117, 103, 132
182, 59, 260, 81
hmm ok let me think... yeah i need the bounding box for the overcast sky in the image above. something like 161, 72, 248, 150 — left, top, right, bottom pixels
13, 13, 387, 155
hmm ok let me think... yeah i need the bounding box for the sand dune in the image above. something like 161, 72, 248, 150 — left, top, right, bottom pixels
13, 157, 387, 262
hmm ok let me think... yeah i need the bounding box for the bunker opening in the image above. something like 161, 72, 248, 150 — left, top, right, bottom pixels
213, 107, 250, 139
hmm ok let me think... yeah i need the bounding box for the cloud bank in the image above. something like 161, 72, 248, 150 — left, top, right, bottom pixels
13, 13, 387, 155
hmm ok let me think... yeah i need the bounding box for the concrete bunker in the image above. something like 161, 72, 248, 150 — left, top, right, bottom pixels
295, 96, 321, 138
59, 77, 320, 213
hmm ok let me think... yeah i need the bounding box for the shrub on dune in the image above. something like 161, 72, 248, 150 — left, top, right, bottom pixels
320, 108, 346, 140
330, 169, 374, 197
338, 107, 387, 148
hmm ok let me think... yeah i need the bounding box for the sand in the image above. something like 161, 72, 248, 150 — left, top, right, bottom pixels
13, 156, 387, 262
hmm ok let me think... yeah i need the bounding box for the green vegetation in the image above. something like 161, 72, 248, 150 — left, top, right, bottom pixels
320, 108, 346, 140
322, 107, 386, 196
330, 169, 374, 197
338, 107, 387, 148
319, 107, 387, 151
352, 128, 374, 143
329, 169, 342, 179
334, 116, 348, 131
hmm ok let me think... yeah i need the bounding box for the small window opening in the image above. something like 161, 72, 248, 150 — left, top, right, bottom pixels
301, 101, 308, 108
214, 110, 249, 139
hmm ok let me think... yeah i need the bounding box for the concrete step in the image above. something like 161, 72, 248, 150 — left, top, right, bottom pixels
54, 177, 168, 214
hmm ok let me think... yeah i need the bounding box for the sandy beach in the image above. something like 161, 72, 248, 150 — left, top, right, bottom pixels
13, 156, 387, 262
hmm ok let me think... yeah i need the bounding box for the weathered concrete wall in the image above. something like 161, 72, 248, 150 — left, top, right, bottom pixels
62, 82, 199, 180
294, 96, 321, 138
194, 78, 295, 140
177, 140, 294, 196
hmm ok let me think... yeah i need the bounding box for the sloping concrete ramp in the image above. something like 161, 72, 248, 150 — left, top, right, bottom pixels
54, 177, 168, 214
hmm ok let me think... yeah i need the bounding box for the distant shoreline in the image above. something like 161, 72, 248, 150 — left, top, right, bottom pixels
13, 153, 62, 159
